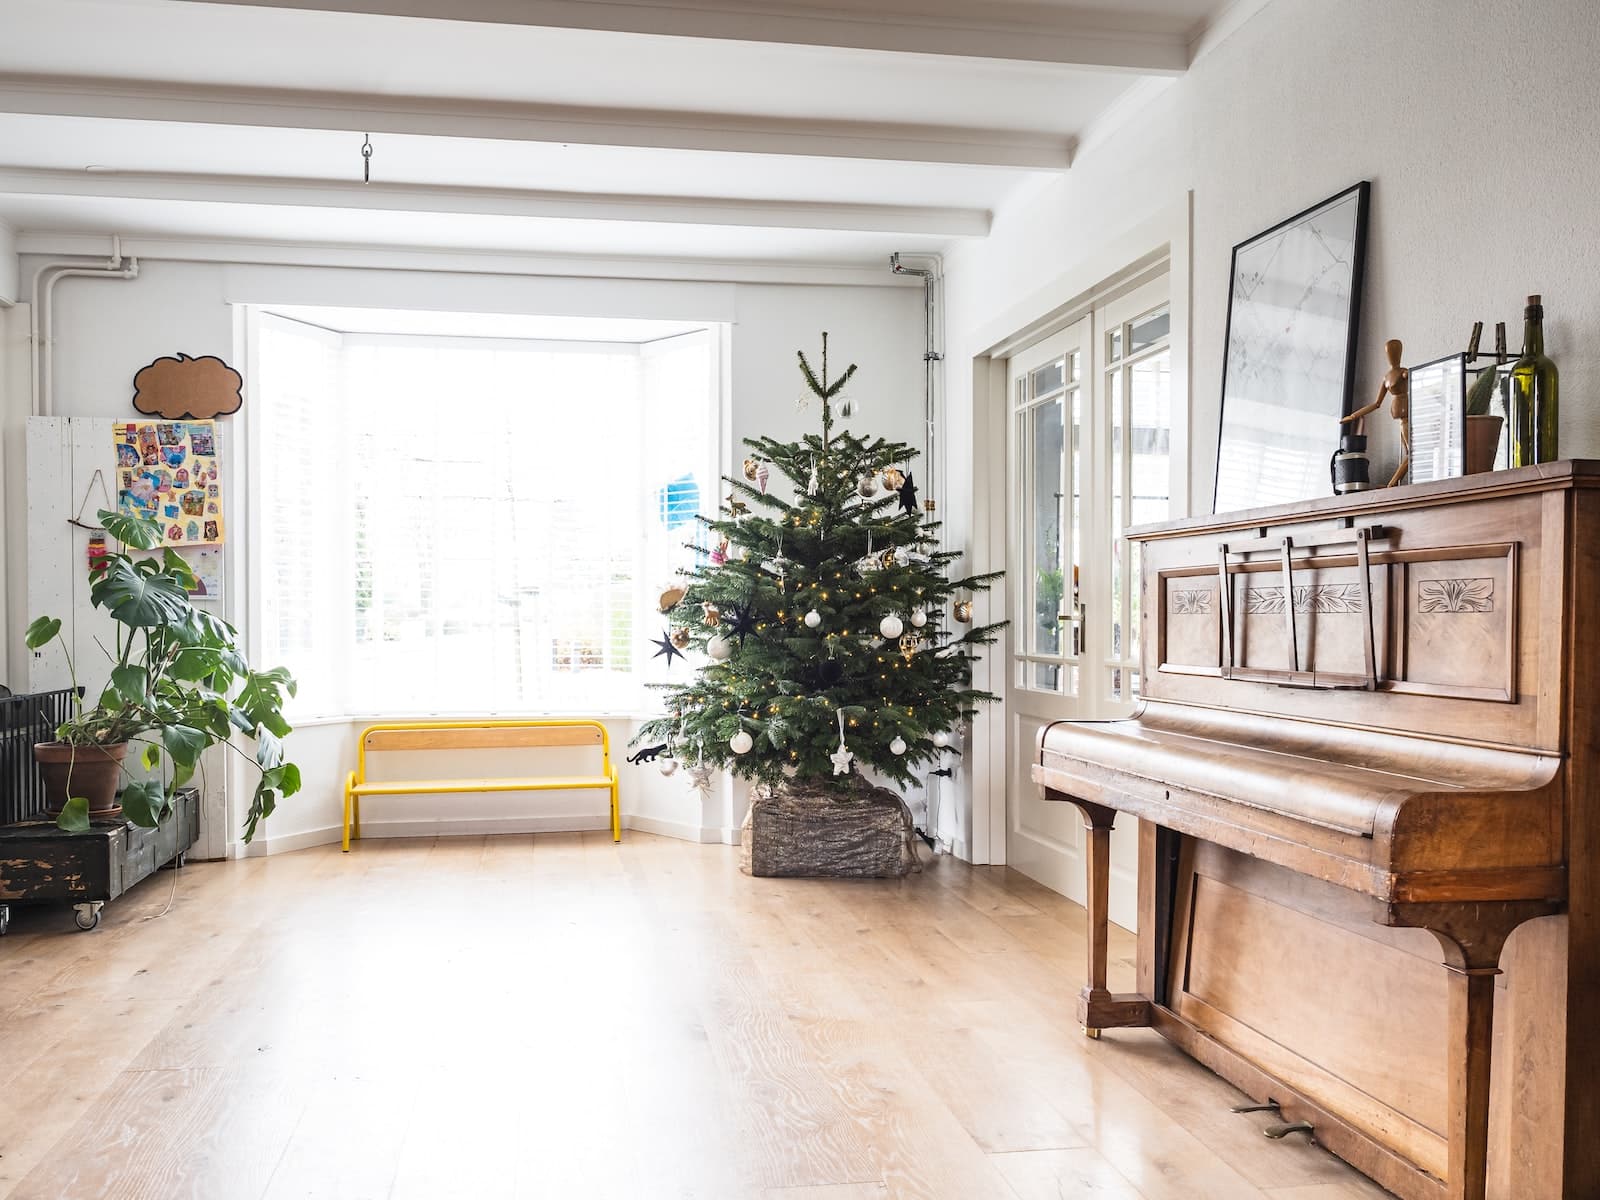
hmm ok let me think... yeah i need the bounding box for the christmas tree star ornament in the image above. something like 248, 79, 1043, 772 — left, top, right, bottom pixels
685, 755, 713, 798
896, 471, 919, 514
830, 709, 854, 776
726, 603, 758, 644
651, 630, 685, 665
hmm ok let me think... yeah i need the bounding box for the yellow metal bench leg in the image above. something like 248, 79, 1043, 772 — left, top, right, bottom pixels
611, 776, 621, 842
342, 771, 354, 852
353, 794, 361, 840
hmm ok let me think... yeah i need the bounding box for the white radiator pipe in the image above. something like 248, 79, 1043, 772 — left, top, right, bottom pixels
30, 236, 140, 417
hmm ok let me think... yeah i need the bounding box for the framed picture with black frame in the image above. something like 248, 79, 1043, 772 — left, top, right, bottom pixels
1213, 181, 1371, 514
1406, 352, 1468, 485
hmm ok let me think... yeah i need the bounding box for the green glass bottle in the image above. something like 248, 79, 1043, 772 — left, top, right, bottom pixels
1504, 294, 1559, 466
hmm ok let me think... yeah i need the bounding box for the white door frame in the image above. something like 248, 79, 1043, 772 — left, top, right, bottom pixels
965, 194, 1193, 872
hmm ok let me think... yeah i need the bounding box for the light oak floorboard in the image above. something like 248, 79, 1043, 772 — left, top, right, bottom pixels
0, 835, 1398, 1199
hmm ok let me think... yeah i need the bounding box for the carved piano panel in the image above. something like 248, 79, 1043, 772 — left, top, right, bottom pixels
1141, 488, 1555, 751
1034, 464, 1600, 1200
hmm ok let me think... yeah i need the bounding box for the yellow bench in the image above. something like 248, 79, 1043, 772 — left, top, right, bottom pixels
342, 719, 620, 851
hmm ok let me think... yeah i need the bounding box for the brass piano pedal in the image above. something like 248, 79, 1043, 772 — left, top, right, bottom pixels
1263, 1120, 1314, 1140
1230, 1101, 1280, 1114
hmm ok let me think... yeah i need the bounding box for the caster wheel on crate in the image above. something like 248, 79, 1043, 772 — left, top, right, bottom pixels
0, 905, 10, 936
73, 902, 103, 932
163, 851, 187, 870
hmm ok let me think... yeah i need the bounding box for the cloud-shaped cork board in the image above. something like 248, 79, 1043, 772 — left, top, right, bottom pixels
132, 354, 244, 420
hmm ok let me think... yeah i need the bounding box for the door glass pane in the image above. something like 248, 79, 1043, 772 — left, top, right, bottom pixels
1029, 397, 1065, 661
1130, 306, 1170, 354
1108, 368, 1124, 660
1127, 348, 1172, 672
1030, 358, 1065, 398
1069, 379, 1082, 663
1033, 662, 1060, 691
1108, 328, 1123, 363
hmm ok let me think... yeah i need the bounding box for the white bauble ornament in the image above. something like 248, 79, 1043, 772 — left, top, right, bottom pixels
889, 736, 908, 756
932, 730, 950, 749
910, 606, 927, 628
729, 729, 754, 755
804, 609, 822, 629
658, 756, 679, 777
706, 634, 733, 661
879, 614, 904, 639
857, 474, 879, 498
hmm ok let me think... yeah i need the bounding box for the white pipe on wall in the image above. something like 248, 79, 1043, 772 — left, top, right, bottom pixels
30, 236, 140, 417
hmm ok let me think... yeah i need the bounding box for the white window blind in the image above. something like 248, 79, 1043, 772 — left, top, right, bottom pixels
253, 317, 715, 718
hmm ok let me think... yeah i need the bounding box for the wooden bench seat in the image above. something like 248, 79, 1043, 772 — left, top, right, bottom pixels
342, 719, 620, 851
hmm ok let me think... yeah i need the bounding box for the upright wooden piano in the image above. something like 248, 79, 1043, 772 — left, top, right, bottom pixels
1034, 462, 1598, 1200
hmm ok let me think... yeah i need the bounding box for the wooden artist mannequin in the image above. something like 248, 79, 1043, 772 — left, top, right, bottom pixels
1343, 339, 1410, 487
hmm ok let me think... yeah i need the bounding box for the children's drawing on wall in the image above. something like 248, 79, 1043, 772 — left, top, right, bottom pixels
180, 546, 223, 600
116, 421, 224, 546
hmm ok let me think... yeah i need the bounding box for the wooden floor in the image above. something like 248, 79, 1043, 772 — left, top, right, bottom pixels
0, 832, 1395, 1200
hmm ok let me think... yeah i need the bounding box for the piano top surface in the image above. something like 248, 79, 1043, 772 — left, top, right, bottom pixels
1128, 458, 1600, 542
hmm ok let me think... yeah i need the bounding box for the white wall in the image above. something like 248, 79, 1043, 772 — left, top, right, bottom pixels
8, 255, 923, 855
939, 0, 1600, 862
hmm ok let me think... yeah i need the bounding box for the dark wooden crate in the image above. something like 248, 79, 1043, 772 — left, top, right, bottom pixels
0, 787, 198, 914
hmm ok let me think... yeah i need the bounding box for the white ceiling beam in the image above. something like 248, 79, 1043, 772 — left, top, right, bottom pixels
0, 167, 989, 236
13, 231, 923, 289
169, 0, 1192, 72
0, 73, 1073, 170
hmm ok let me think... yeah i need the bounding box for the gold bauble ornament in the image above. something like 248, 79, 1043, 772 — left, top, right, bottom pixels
882, 467, 906, 491
670, 628, 692, 650
880, 548, 897, 569
898, 632, 919, 663
702, 603, 721, 627
953, 599, 973, 624
742, 457, 760, 481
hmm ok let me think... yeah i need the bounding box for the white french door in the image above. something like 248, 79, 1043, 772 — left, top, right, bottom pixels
1004, 274, 1174, 928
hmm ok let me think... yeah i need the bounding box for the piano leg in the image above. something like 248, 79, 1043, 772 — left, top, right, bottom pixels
1067, 799, 1151, 1037
1406, 903, 1552, 1200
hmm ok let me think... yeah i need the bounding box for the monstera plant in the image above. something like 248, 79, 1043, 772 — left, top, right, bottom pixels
27, 509, 298, 840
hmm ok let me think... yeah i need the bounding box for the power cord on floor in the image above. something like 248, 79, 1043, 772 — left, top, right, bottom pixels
142, 854, 182, 922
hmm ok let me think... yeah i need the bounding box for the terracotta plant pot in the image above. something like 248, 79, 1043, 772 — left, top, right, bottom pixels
33, 741, 128, 819
1465, 414, 1504, 475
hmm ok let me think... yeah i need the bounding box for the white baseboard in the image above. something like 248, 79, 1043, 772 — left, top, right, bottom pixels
626, 813, 738, 845
233, 824, 343, 858
236, 813, 736, 855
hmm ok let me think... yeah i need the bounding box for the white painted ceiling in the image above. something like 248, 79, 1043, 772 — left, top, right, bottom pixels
0, 0, 1243, 273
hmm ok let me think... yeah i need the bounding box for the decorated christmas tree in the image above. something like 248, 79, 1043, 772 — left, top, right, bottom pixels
637, 335, 1003, 792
